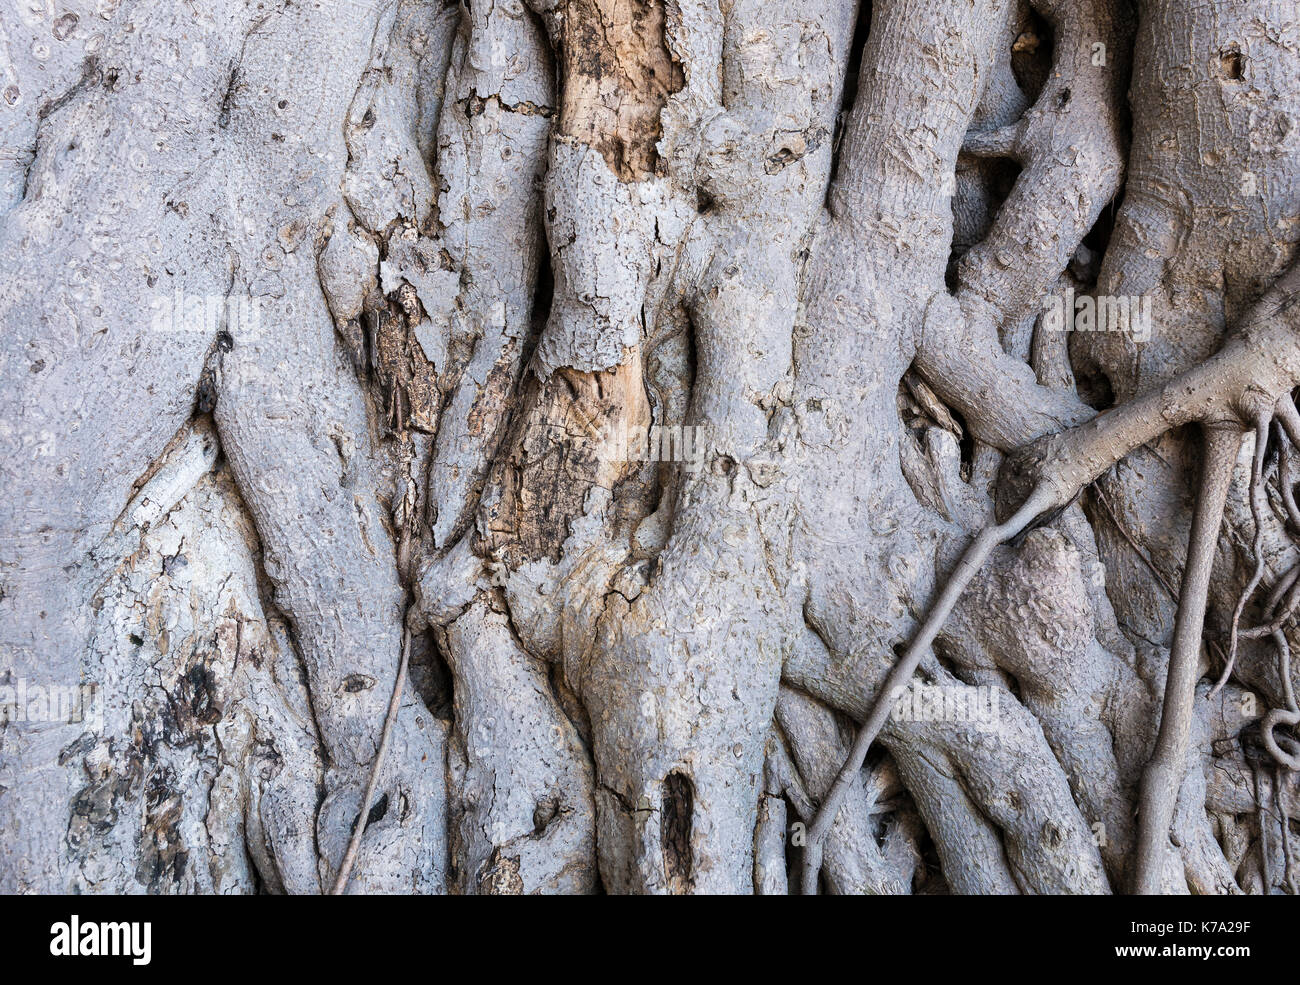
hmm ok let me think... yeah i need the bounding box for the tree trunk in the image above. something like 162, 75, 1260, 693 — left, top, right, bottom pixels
1, 0, 1298, 895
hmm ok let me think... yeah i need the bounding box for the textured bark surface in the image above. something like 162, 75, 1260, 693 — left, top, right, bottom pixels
2, 0, 1299, 895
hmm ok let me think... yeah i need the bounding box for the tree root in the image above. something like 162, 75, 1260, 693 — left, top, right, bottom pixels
1131, 427, 1242, 893
331, 616, 412, 895
803, 253, 1300, 895
800, 485, 1054, 894
1213, 418, 1271, 697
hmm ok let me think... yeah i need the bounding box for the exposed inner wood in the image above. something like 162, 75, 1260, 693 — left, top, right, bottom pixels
482, 348, 652, 566
557, 0, 685, 181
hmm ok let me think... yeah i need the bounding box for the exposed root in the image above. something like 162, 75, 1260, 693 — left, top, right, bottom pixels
1262, 627, 1300, 772
1280, 766, 1299, 894
1212, 416, 1271, 698
330, 618, 412, 895
1131, 427, 1241, 893
800, 485, 1055, 895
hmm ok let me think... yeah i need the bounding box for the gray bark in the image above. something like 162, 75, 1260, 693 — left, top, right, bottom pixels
1, 0, 1298, 895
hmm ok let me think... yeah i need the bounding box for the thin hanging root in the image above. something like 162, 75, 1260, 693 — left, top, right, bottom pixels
1131, 426, 1242, 895
799, 484, 1055, 895
1262, 628, 1300, 772
1238, 562, 1300, 640
1264, 564, 1300, 615
332, 436, 417, 896
1256, 396, 1300, 773
1212, 415, 1272, 698
331, 622, 411, 895
1277, 432, 1300, 533
1257, 768, 1276, 893
1274, 393, 1300, 450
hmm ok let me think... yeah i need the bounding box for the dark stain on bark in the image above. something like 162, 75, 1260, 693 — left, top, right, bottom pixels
137, 770, 189, 890
369, 291, 441, 435
661, 770, 693, 893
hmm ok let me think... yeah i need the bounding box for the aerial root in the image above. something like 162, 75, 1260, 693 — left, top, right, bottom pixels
1212, 414, 1272, 698
1219, 397, 1300, 774
1261, 626, 1300, 773
1131, 426, 1242, 894
1279, 765, 1299, 894
330, 620, 412, 895
799, 484, 1055, 895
